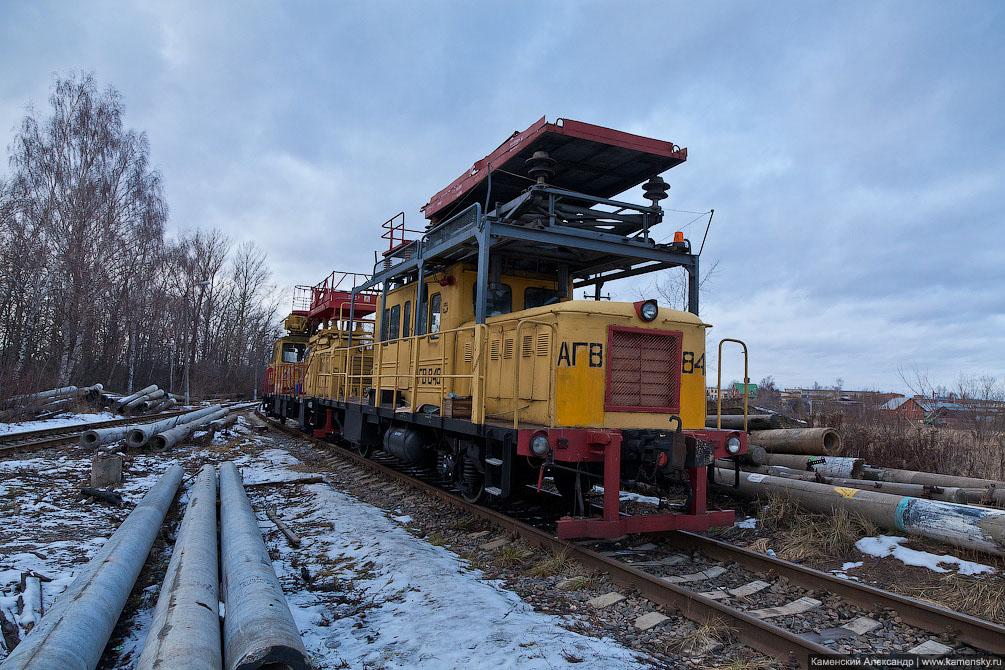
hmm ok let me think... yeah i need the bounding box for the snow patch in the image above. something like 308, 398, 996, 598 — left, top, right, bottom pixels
856, 535, 995, 575
735, 517, 757, 529
0, 412, 118, 436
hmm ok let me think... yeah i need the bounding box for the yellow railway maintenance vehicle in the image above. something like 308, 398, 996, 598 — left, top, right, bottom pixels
262, 117, 749, 539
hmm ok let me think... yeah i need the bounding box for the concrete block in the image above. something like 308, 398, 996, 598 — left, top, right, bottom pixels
634, 612, 670, 630
587, 592, 625, 609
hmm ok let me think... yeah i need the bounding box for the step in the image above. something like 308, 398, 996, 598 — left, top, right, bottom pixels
485, 458, 503, 466
485, 486, 502, 496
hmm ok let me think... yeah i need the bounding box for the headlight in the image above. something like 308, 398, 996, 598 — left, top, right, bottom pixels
726, 436, 742, 455
639, 299, 658, 322
531, 433, 550, 456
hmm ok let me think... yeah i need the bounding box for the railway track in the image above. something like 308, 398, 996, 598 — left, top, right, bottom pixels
0, 408, 198, 455
259, 415, 1005, 668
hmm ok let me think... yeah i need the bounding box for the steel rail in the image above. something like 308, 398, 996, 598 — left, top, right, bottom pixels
668, 531, 1005, 655
0, 408, 210, 455
260, 415, 1005, 663
259, 415, 834, 667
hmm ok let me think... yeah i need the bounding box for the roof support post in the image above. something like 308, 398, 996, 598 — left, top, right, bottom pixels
415, 261, 426, 334
687, 255, 700, 315
475, 221, 490, 324
347, 290, 357, 346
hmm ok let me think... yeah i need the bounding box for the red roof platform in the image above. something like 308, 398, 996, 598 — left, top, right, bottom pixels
422, 117, 687, 224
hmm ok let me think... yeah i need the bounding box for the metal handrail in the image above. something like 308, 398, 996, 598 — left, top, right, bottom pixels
716, 338, 750, 432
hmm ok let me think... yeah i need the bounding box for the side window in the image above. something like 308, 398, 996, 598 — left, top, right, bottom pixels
429, 292, 442, 334
380, 309, 389, 342
402, 301, 411, 338
524, 286, 559, 309
472, 283, 513, 317
417, 294, 427, 335
388, 304, 401, 340
281, 343, 302, 363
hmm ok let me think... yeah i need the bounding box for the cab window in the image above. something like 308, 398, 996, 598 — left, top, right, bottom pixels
380, 309, 389, 342
281, 342, 304, 363
472, 283, 512, 317
402, 301, 412, 338
524, 286, 560, 309
429, 292, 442, 334
388, 304, 401, 340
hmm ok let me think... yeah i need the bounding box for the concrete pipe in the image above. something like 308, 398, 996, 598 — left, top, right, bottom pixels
81, 425, 132, 448
1, 465, 184, 669
706, 414, 784, 431
208, 414, 239, 432
148, 398, 177, 413
126, 405, 224, 448
6, 385, 79, 405
115, 385, 159, 410
136, 465, 221, 670
739, 444, 767, 466
748, 428, 841, 455
863, 466, 1005, 490
81, 383, 104, 401
149, 409, 228, 450
715, 462, 969, 503
713, 468, 1005, 556
761, 453, 863, 478
220, 461, 308, 670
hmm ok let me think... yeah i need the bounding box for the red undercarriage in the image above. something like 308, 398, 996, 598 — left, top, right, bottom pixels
310, 405, 744, 540
516, 427, 745, 540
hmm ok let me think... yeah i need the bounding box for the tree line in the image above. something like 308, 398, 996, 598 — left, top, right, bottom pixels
0, 73, 281, 401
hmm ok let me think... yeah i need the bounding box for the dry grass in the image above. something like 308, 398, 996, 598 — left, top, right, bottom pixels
910, 574, 1005, 623
662, 619, 732, 657
557, 575, 596, 591
527, 547, 570, 577
757, 493, 877, 561
711, 657, 777, 670
425, 530, 448, 547
494, 543, 534, 567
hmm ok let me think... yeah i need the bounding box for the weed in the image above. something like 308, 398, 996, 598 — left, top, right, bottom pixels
528, 547, 570, 577
662, 619, 731, 656
425, 530, 448, 546
494, 543, 534, 567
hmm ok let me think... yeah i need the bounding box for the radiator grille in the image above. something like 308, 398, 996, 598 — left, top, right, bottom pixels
605, 327, 683, 413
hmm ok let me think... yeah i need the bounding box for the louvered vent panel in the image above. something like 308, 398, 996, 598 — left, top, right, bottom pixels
463, 342, 473, 363
605, 328, 682, 413
535, 332, 550, 357
490, 339, 501, 361
521, 335, 533, 357
503, 338, 515, 359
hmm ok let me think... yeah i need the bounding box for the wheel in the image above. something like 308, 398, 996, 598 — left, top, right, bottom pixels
458, 457, 484, 503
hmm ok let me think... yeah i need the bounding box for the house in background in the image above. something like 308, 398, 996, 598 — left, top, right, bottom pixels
878, 396, 926, 421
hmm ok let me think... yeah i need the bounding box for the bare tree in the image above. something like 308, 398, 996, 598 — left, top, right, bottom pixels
0, 73, 281, 402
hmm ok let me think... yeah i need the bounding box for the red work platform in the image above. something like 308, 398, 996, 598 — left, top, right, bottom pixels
422, 116, 688, 224
308, 271, 378, 324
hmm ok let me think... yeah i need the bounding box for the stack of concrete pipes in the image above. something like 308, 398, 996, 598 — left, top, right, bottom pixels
1, 462, 308, 670
0, 384, 105, 420
81, 405, 229, 449
111, 385, 179, 416
706, 417, 1005, 555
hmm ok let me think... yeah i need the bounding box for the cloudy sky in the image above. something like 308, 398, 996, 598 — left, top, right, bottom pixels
2, 1, 1003, 392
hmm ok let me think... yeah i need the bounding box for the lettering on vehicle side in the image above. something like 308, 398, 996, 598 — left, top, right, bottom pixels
557, 342, 603, 368
418, 367, 441, 385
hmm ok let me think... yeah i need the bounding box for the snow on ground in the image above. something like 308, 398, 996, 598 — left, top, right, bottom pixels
856, 535, 996, 575
246, 444, 650, 669
734, 517, 757, 529
0, 447, 178, 661
0, 411, 118, 436
2, 420, 650, 668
